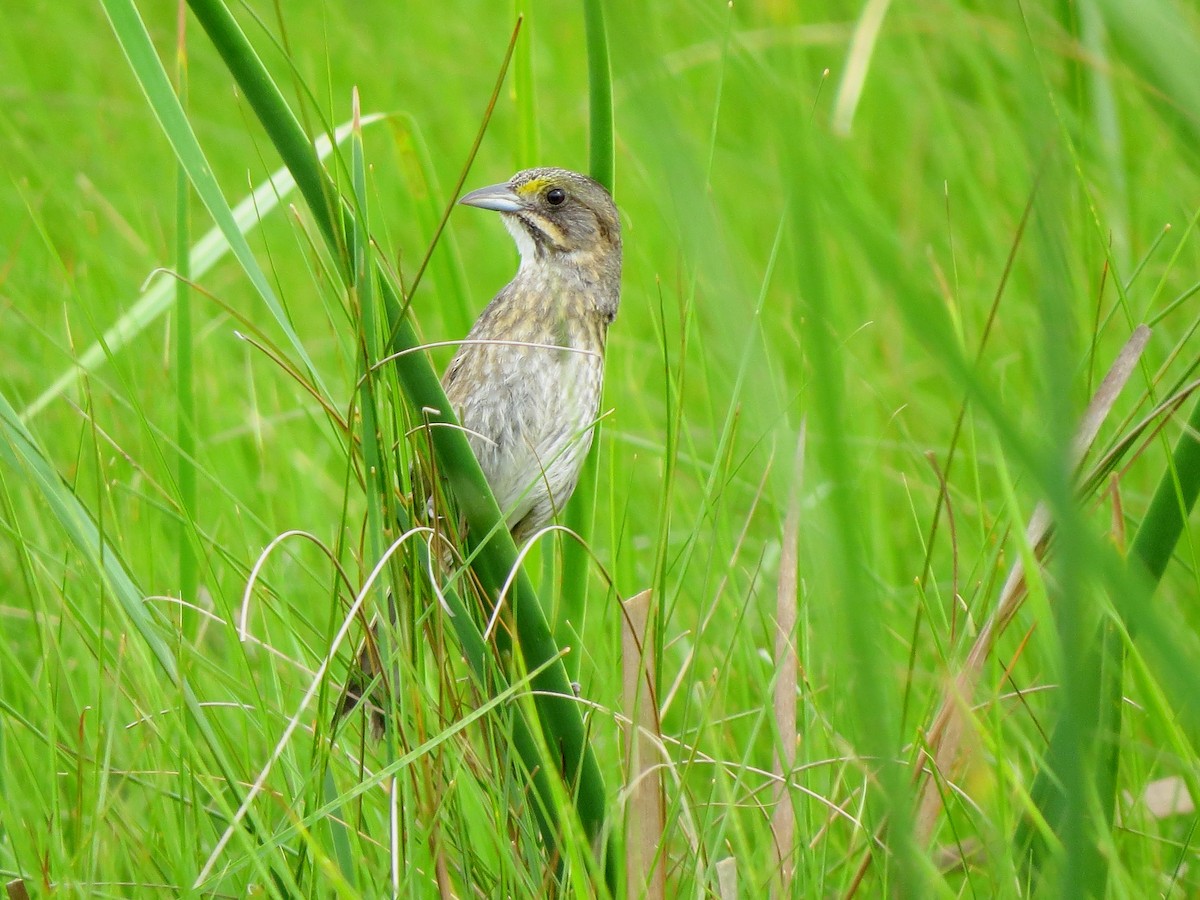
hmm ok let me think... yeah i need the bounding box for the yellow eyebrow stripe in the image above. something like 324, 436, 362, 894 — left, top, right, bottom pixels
517, 177, 550, 197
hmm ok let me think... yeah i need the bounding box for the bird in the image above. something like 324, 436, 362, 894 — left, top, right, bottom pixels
338, 167, 622, 730
447, 166, 622, 541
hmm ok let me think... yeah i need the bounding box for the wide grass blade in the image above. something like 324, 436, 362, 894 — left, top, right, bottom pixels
1020, 392, 1200, 890
99, 0, 331, 403
559, 0, 617, 680
583, 0, 615, 193
1130, 396, 1200, 584
19, 117, 376, 422
167, 0, 610, 879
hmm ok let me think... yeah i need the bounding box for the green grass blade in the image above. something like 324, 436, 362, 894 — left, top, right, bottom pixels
1019, 394, 1200, 892
559, 0, 617, 682
784, 163, 926, 896
181, 0, 610, 874
583, 0, 615, 193
99, 0, 331, 403
19, 116, 376, 423
173, 10, 198, 640
0, 389, 299, 893
1130, 396, 1200, 584
1097, 0, 1200, 147
512, 6, 540, 166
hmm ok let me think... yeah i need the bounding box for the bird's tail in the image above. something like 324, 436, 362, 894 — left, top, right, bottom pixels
334, 589, 397, 738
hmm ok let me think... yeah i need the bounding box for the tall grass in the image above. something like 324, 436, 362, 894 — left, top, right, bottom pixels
1, 0, 1198, 896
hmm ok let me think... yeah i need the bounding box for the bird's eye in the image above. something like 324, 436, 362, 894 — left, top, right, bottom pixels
546, 187, 566, 206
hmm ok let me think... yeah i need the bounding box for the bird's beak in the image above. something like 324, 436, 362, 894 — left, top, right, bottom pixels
459, 182, 523, 213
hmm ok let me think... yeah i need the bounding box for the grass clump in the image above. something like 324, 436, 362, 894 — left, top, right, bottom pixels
1, 0, 1198, 896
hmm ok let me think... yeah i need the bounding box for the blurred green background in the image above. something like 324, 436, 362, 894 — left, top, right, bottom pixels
2, 0, 1198, 895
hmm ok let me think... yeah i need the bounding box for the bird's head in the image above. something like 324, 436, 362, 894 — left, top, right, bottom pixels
459, 167, 621, 272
